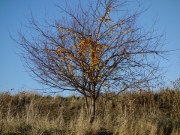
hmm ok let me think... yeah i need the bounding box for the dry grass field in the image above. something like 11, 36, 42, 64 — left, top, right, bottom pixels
0, 88, 180, 135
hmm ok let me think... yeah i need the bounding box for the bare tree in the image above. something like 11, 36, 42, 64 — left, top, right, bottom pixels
18, 0, 163, 122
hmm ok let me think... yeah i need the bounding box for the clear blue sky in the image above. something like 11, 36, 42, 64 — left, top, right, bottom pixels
0, 0, 180, 95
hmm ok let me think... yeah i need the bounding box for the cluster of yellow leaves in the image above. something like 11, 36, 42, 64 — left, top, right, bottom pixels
57, 26, 63, 32
71, 36, 105, 67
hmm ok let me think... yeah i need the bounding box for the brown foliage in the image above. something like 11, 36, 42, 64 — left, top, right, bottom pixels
0, 88, 180, 134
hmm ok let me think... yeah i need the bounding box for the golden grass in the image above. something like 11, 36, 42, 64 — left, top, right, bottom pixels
0, 88, 180, 135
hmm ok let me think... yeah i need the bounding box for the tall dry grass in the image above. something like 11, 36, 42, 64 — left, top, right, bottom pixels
0, 88, 180, 135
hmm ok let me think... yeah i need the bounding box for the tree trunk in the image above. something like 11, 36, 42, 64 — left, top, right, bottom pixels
84, 96, 89, 115
90, 96, 96, 123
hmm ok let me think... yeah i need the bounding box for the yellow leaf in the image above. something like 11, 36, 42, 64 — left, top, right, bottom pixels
142, 53, 144, 57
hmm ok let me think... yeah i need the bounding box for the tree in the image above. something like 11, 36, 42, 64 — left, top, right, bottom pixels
18, 0, 163, 122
